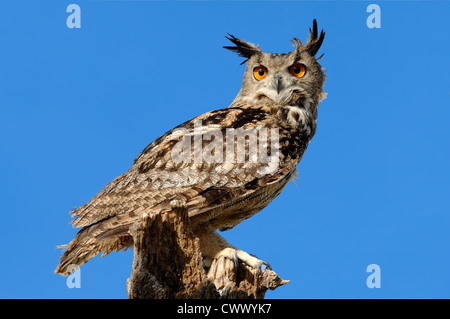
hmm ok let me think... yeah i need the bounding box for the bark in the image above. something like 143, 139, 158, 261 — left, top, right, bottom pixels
126, 202, 289, 299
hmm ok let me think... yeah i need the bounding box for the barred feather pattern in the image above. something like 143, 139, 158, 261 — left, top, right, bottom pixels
55, 103, 315, 276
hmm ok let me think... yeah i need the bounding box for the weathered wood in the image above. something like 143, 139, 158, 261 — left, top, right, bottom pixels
126, 203, 289, 299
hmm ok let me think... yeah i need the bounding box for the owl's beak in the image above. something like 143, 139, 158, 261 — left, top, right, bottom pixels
274, 75, 282, 95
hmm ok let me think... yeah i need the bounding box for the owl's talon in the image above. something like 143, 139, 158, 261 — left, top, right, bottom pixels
249, 253, 272, 271
234, 248, 270, 272
210, 247, 238, 268
260, 260, 272, 271
209, 247, 271, 272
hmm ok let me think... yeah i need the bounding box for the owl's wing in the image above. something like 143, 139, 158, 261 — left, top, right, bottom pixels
70, 105, 296, 227
56, 104, 308, 275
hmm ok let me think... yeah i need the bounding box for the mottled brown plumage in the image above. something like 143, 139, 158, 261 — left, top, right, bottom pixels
55, 20, 326, 276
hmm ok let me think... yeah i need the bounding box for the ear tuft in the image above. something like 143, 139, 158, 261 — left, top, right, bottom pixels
305, 19, 325, 56
223, 34, 262, 65
291, 37, 303, 49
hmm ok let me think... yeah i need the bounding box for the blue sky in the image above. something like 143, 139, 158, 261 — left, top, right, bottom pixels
0, 0, 449, 298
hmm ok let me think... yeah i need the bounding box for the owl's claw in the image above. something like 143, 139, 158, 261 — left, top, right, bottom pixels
235, 249, 271, 272
255, 257, 272, 271
209, 248, 270, 272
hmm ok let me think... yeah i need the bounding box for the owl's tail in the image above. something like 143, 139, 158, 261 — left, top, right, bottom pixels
54, 216, 134, 276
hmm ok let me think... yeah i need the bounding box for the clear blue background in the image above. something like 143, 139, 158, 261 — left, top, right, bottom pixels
0, 0, 449, 298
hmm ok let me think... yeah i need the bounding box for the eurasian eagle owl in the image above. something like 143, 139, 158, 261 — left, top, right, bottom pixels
55, 20, 326, 276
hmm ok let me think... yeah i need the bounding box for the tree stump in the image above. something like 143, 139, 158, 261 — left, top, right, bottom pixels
126, 202, 289, 299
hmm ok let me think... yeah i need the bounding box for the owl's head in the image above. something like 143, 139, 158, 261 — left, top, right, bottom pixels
225, 20, 326, 114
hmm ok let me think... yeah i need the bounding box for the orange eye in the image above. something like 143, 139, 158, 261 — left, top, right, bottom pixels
289, 63, 306, 78
253, 66, 267, 81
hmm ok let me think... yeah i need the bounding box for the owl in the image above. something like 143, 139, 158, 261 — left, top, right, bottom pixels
55, 20, 326, 276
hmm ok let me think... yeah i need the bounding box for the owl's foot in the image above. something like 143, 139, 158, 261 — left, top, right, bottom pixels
236, 249, 272, 271
194, 223, 271, 272
208, 247, 271, 271
204, 246, 273, 295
